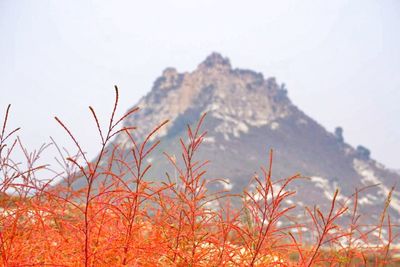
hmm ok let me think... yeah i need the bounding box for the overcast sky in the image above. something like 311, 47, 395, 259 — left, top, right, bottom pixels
1, 0, 399, 171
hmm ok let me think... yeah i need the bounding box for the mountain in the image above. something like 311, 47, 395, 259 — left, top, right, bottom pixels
72, 53, 400, 223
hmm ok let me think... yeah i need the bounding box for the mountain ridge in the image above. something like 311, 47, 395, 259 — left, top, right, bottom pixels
74, 52, 400, 223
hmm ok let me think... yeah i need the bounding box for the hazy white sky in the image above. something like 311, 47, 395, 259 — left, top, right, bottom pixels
0, 0, 399, 170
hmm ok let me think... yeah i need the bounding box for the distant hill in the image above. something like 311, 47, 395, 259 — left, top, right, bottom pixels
70, 52, 400, 223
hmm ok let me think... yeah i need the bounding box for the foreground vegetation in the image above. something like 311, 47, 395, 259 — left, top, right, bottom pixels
1, 88, 399, 266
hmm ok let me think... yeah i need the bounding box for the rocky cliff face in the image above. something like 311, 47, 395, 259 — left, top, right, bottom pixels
75, 53, 400, 223
117, 53, 293, 144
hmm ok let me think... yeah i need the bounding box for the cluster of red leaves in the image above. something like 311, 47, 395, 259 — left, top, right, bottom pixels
1, 88, 399, 266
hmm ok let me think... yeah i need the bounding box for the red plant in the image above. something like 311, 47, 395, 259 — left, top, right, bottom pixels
0, 89, 399, 266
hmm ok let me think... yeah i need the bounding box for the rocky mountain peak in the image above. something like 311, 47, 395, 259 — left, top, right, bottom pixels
198, 52, 231, 71
120, 54, 295, 144
154, 67, 181, 90
79, 53, 400, 226
162, 67, 179, 79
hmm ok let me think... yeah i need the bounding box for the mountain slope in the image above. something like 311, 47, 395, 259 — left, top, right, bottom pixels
74, 53, 400, 222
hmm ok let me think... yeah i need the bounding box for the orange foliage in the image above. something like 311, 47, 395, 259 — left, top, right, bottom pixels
0, 88, 399, 266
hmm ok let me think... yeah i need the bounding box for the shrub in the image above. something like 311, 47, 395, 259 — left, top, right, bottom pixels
0, 88, 399, 266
